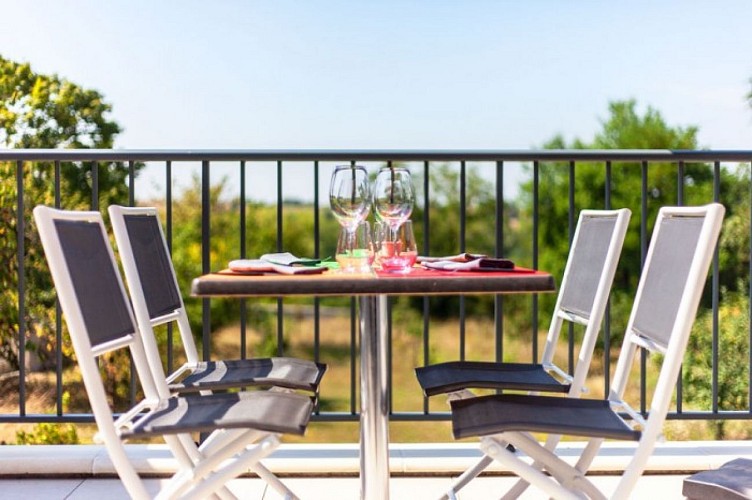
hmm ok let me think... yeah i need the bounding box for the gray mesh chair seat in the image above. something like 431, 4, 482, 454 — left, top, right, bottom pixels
125, 390, 313, 438
415, 361, 569, 397
683, 459, 752, 500
171, 357, 326, 393
451, 394, 641, 441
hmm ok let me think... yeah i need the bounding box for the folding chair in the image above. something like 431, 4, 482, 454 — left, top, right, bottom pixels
107, 205, 326, 396
34, 206, 314, 500
448, 203, 725, 500
415, 208, 631, 497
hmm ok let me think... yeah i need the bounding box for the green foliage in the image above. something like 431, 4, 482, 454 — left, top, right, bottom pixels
0, 56, 120, 149
16, 423, 79, 445
517, 99, 731, 339
0, 55, 142, 371
716, 165, 751, 292
165, 174, 339, 358
684, 286, 750, 438
409, 163, 522, 320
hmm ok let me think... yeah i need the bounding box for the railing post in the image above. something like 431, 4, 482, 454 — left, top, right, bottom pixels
16, 160, 26, 417
201, 160, 211, 362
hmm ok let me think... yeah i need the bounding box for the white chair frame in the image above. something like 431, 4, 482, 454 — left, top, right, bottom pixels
423, 208, 631, 498
108, 204, 325, 397
452, 203, 725, 500
34, 206, 311, 500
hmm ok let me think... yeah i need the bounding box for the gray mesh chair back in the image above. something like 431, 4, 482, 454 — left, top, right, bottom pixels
34, 206, 314, 500
54, 217, 138, 349
558, 214, 622, 318
121, 212, 183, 319
447, 203, 725, 500
630, 215, 705, 350
108, 205, 326, 394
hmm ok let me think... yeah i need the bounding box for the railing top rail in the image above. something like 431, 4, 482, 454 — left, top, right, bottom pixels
1, 149, 751, 162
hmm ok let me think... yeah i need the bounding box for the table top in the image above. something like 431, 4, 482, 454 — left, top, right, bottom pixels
191, 266, 555, 298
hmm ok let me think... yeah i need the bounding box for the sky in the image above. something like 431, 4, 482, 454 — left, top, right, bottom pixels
2, 1, 751, 202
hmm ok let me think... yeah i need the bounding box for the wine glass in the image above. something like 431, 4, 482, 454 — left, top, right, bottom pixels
372, 165, 414, 237
329, 164, 371, 232
336, 221, 374, 273
375, 220, 418, 273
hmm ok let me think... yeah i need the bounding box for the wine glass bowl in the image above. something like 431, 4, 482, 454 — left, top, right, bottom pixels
329, 165, 371, 232
375, 220, 417, 273
372, 166, 414, 232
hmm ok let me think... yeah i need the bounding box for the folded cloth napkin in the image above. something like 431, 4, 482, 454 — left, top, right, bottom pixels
228, 259, 325, 275
422, 257, 515, 271
417, 253, 487, 263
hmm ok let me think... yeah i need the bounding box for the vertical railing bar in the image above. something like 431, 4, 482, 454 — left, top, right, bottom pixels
386, 160, 394, 414
640, 160, 648, 413
603, 161, 612, 396
494, 161, 504, 363
313, 161, 321, 414
459, 161, 466, 361
567, 161, 575, 374
127, 160, 136, 405
676, 160, 685, 413
239, 161, 248, 361
276, 161, 284, 357
54, 161, 61, 208
90, 160, 98, 211
350, 296, 357, 415
201, 160, 211, 363
532, 161, 539, 362
711, 161, 721, 414
349, 160, 357, 415
313, 161, 321, 367
128, 160, 135, 207
422, 160, 431, 414
54, 161, 63, 416
165, 160, 174, 372
16, 160, 26, 417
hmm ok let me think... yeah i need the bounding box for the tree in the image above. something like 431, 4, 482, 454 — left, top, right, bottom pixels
684, 285, 750, 439
515, 99, 751, 427
0, 55, 139, 370
517, 100, 720, 337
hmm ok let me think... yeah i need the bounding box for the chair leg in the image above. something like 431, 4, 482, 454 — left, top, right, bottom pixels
197, 428, 301, 499
501, 433, 564, 498
440, 455, 495, 500
166, 433, 236, 500
480, 436, 584, 500
173, 435, 280, 500
250, 462, 299, 500
493, 433, 605, 500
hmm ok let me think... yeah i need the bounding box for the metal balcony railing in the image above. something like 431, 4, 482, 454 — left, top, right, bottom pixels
2, 149, 751, 428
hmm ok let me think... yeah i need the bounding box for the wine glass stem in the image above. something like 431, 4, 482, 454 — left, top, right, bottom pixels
348, 228, 356, 255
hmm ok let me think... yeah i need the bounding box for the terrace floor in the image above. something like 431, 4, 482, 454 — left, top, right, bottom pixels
1, 440, 751, 499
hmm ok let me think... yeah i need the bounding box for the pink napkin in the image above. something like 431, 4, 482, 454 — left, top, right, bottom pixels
422, 257, 514, 272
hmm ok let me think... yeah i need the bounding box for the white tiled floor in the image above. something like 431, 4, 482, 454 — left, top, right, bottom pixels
2, 440, 749, 499
0, 474, 690, 500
